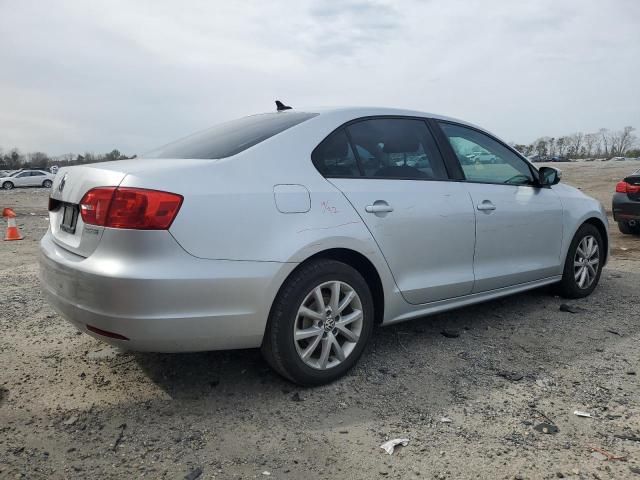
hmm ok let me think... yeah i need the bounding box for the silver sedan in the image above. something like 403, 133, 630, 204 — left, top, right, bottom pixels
40, 106, 608, 385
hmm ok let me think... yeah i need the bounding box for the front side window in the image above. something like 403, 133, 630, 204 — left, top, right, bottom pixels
145, 112, 318, 159
439, 122, 534, 185
347, 119, 448, 180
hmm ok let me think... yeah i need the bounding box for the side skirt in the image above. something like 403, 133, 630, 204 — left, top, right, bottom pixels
383, 276, 562, 325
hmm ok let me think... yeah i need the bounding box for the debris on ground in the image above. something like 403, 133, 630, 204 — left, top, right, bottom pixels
498, 371, 524, 381
380, 438, 409, 455
111, 423, 127, 452
534, 423, 559, 434
614, 433, 640, 442
559, 303, 585, 313
589, 445, 627, 461
440, 417, 453, 423
63, 415, 78, 426
573, 410, 592, 418
184, 467, 203, 480
440, 330, 460, 338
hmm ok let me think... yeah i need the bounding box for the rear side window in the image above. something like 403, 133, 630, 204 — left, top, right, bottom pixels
311, 129, 360, 177
347, 119, 447, 180
312, 118, 448, 180
145, 112, 318, 159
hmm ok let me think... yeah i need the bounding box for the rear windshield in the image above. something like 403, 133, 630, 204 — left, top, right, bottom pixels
144, 112, 318, 159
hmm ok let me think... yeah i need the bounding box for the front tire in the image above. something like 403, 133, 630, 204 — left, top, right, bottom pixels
557, 224, 604, 298
261, 259, 374, 386
2, 181, 14, 190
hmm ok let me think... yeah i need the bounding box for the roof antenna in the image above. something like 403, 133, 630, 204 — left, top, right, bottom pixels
275, 100, 292, 111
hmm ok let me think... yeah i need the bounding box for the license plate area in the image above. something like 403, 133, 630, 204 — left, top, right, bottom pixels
60, 204, 79, 234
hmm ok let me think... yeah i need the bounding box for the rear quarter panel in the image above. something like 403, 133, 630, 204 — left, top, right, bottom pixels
119, 113, 399, 296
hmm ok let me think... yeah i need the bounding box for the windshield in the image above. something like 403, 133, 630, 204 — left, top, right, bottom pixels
144, 112, 318, 159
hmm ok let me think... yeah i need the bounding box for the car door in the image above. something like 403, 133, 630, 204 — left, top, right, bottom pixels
436, 121, 564, 292
13, 171, 31, 186
30, 171, 45, 186
313, 117, 476, 304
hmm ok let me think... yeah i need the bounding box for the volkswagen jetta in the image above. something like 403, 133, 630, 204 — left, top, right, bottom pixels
40, 106, 608, 385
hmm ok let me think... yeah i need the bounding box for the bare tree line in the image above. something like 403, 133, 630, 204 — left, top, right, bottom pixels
1, 125, 638, 171
0, 148, 136, 170
513, 126, 638, 160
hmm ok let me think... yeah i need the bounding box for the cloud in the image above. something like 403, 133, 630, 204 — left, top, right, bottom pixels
0, 0, 638, 155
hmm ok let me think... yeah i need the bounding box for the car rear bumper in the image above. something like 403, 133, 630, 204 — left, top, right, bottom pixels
612, 193, 640, 222
39, 229, 296, 352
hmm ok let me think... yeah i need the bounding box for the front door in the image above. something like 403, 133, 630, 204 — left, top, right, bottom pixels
437, 121, 564, 292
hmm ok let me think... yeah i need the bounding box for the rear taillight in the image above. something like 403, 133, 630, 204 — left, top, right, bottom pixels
79, 187, 183, 230
80, 187, 115, 226
616, 181, 640, 194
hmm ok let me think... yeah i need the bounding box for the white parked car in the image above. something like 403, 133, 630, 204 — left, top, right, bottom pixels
40, 106, 609, 385
2, 169, 55, 189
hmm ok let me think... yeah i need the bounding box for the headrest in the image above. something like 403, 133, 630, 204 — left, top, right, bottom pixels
382, 136, 420, 153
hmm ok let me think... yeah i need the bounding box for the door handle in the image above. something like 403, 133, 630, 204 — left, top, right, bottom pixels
477, 201, 496, 211
365, 202, 394, 214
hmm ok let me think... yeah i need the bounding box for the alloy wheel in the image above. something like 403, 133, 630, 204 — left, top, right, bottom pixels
573, 235, 599, 289
293, 280, 363, 370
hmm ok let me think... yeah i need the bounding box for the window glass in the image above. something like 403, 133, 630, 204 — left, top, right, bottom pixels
347, 119, 448, 180
30, 171, 44, 176
17, 172, 29, 178
145, 112, 318, 159
439, 122, 534, 185
311, 129, 359, 177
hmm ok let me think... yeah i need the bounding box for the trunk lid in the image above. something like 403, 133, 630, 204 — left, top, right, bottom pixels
48, 164, 128, 257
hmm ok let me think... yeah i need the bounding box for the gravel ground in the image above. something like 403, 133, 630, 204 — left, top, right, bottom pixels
1, 161, 639, 480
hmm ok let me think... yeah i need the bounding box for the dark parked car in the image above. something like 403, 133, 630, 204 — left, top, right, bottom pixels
550, 156, 570, 162
612, 168, 640, 234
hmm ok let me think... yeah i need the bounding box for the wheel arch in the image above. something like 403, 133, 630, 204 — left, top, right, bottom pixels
272, 248, 385, 325
583, 217, 609, 265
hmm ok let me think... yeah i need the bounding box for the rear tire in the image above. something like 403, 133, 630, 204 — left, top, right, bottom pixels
43, 180, 53, 188
557, 224, 604, 299
261, 259, 374, 386
2, 181, 14, 190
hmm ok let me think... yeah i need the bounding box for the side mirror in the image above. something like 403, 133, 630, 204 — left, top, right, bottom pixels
538, 166, 561, 187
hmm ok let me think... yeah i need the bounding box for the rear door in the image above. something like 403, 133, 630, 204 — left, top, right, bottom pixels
436, 121, 564, 292
314, 117, 476, 304
30, 171, 46, 186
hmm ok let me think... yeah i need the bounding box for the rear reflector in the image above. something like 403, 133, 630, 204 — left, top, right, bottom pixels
79, 187, 183, 230
616, 181, 640, 194
86, 324, 129, 341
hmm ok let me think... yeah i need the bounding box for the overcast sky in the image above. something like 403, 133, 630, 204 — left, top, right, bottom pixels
1, 0, 639, 156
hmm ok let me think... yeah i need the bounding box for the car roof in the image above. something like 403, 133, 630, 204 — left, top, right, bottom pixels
301, 105, 481, 126
287, 106, 508, 147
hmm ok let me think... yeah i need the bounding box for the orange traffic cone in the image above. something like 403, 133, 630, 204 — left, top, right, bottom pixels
3, 208, 24, 241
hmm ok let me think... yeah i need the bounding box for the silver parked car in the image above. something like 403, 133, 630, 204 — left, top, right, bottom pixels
40, 106, 609, 385
2, 169, 55, 189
